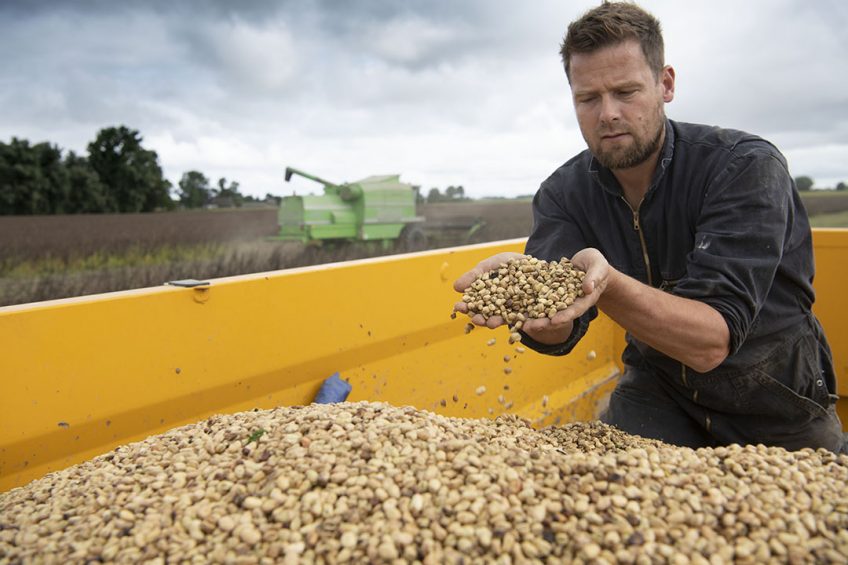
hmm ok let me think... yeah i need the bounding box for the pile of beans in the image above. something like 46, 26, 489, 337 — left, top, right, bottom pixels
1, 402, 847, 563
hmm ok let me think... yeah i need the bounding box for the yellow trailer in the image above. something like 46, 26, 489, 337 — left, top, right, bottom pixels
2, 230, 847, 493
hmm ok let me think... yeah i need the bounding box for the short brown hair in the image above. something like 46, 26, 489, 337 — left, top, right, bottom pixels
560, 1, 664, 82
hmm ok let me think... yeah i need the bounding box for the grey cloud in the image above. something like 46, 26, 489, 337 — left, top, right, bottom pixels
1, 0, 846, 197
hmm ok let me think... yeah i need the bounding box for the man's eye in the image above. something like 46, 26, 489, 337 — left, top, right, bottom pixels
618, 90, 636, 98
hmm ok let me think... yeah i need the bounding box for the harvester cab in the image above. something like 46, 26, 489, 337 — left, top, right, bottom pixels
276, 166, 425, 249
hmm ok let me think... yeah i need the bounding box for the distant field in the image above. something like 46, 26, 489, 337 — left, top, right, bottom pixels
0, 201, 532, 306
420, 201, 532, 241
1, 194, 845, 306
2, 194, 844, 263
0, 207, 279, 262
799, 190, 848, 216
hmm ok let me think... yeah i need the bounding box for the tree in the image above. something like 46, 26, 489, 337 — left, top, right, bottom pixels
87, 126, 171, 213
64, 151, 107, 213
837, 181, 847, 192
427, 188, 442, 203
794, 176, 814, 192
178, 171, 212, 208
0, 138, 69, 215
211, 177, 244, 208
445, 185, 466, 200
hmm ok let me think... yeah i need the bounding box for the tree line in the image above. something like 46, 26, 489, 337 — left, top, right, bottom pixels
4, 126, 842, 217
420, 185, 469, 203
794, 176, 847, 192
0, 126, 264, 216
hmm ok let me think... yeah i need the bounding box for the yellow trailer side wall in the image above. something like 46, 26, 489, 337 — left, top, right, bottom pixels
0, 240, 621, 493
2, 230, 846, 493
811, 229, 848, 426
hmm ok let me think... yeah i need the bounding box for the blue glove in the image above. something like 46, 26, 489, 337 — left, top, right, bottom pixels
313, 373, 352, 404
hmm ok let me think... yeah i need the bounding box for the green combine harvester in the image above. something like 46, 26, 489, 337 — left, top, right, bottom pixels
276, 167, 484, 250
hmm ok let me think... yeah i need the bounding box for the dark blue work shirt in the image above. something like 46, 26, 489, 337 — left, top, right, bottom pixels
523, 119, 835, 397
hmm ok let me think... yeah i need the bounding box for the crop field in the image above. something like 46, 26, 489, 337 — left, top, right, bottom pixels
797, 190, 848, 214
0, 194, 845, 307
0, 202, 532, 307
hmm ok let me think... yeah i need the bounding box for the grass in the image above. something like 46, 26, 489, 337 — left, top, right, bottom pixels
0, 243, 224, 277
0, 241, 406, 307
801, 190, 848, 198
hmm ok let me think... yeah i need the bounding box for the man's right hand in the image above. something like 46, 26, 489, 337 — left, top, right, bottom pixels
453, 252, 526, 329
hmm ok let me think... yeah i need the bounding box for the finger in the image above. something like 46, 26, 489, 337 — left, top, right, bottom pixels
471, 314, 488, 326
576, 263, 599, 295
523, 308, 581, 332
521, 317, 550, 333
550, 307, 581, 325
580, 260, 606, 296
582, 277, 596, 295
453, 301, 469, 314
453, 268, 483, 292
453, 252, 526, 292
486, 315, 505, 329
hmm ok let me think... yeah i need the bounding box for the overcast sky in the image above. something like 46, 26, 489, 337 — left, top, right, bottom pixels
2, 0, 847, 198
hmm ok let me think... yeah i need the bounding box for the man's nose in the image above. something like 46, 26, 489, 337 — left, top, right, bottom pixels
598, 95, 621, 124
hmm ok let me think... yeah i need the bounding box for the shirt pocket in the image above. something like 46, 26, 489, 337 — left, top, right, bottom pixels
729, 330, 830, 422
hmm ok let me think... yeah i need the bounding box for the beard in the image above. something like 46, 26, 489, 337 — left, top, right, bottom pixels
592, 112, 665, 170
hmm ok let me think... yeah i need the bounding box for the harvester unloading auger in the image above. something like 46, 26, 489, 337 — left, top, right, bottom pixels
275, 166, 486, 251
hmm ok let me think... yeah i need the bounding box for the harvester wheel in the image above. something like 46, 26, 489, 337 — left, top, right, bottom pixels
398, 225, 428, 252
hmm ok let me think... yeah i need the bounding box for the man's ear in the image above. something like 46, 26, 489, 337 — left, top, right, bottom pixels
662, 65, 675, 103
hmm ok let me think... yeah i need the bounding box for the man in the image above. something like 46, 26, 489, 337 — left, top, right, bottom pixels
454, 2, 845, 452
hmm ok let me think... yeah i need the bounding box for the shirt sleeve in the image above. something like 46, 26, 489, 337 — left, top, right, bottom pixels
673, 149, 795, 355
521, 180, 596, 356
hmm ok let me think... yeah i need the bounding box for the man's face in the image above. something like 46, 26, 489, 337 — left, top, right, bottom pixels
569, 40, 675, 170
